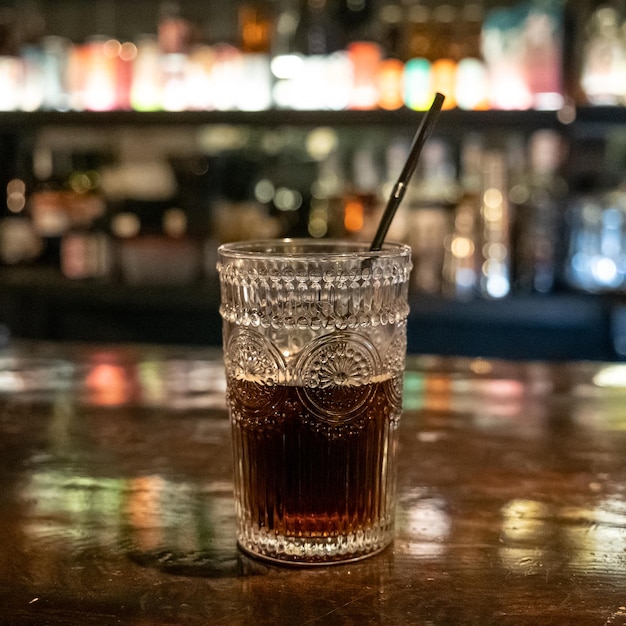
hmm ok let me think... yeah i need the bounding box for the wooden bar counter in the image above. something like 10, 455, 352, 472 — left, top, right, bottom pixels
1, 341, 626, 625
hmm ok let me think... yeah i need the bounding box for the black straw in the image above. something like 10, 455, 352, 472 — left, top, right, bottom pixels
370, 92, 445, 252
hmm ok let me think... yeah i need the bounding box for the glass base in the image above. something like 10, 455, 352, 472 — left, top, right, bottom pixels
236, 522, 394, 566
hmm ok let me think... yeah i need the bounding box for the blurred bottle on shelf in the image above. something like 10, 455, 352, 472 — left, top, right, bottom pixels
0, 0, 577, 113
479, 150, 512, 298
521, 1, 564, 109
236, 0, 273, 110
404, 138, 458, 294
405, 3, 434, 61
239, 0, 274, 53
403, 55, 432, 111
443, 134, 484, 298
374, 1, 405, 111
117, 207, 202, 285
293, 0, 343, 56
377, 2, 404, 59
343, 142, 382, 239
130, 36, 162, 111
308, 138, 345, 239
403, 4, 434, 111
30, 145, 108, 270
565, 190, 626, 292
272, 0, 300, 56
481, 6, 533, 110
512, 129, 568, 294
580, 4, 626, 105
158, 1, 194, 112
81, 37, 123, 111
347, 41, 381, 109
0, 8, 20, 111
272, 0, 351, 110
337, 0, 376, 44
481, 0, 564, 110
376, 135, 411, 242
270, 0, 301, 106
376, 56, 404, 110
61, 221, 112, 280
34, 35, 83, 111
430, 4, 459, 110
0, 177, 43, 266
402, 1, 491, 111
455, 3, 489, 110
158, 1, 192, 54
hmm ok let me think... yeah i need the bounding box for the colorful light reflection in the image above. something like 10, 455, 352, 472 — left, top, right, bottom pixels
84, 362, 133, 406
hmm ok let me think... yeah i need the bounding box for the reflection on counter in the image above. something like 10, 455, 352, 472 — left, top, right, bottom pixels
79, 348, 227, 409
21, 468, 236, 566
5, 347, 626, 594
500, 496, 626, 577
401, 355, 626, 579
0, 355, 73, 396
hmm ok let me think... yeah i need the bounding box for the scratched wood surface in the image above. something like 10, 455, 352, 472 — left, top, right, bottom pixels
1, 342, 626, 625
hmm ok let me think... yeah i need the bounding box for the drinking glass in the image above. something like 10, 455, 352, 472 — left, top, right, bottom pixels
217, 239, 412, 564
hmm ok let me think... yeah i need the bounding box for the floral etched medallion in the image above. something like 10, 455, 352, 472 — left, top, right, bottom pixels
296, 332, 381, 425
225, 329, 285, 416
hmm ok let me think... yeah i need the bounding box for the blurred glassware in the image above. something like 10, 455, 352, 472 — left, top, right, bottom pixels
566, 190, 626, 292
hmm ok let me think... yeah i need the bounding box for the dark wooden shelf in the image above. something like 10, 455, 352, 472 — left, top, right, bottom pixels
0, 107, 578, 131
0, 267, 621, 361
2, 106, 623, 139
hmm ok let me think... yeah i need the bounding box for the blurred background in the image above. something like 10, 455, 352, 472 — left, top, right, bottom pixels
0, 0, 624, 361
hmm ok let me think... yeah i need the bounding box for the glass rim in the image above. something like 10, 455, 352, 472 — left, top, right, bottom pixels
217, 238, 411, 260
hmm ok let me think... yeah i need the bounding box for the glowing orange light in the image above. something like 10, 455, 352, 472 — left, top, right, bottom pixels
344, 198, 364, 232
125, 475, 165, 550
85, 363, 129, 406
348, 42, 382, 110
82, 39, 119, 111
377, 58, 404, 110
431, 59, 457, 109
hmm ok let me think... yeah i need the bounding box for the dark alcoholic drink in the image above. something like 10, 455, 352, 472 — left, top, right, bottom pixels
227, 375, 402, 563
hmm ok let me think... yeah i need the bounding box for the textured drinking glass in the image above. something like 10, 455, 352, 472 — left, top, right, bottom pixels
217, 239, 412, 565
